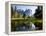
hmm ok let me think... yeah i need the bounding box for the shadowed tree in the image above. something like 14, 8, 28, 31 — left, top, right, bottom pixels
15, 6, 17, 12
23, 12, 26, 19
11, 6, 14, 18
34, 6, 43, 19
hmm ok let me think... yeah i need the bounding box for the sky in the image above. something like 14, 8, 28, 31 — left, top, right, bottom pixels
11, 4, 38, 16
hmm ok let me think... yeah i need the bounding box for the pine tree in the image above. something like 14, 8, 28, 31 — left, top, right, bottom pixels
34, 6, 43, 19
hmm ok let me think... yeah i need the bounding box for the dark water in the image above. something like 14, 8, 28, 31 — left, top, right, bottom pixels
11, 21, 37, 31
11, 20, 42, 32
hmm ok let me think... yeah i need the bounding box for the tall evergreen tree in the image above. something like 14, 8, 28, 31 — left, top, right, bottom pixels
15, 6, 17, 12
34, 6, 43, 19
11, 6, 13, 17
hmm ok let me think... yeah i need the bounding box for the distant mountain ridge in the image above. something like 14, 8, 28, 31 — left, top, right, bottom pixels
16, 9, 32, 16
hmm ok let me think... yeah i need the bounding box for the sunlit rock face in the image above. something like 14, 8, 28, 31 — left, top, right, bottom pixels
25, 9, 32, 16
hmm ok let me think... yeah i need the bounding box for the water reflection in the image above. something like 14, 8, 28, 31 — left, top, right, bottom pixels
11, 20, 36, 31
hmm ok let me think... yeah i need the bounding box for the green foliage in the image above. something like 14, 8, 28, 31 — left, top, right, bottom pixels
34, 6, 43, 19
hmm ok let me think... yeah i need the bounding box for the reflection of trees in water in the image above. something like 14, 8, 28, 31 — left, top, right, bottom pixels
11, 20, 36, 31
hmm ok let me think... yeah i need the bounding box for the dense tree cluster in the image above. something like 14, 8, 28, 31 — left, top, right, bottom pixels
34, 6, 43, 19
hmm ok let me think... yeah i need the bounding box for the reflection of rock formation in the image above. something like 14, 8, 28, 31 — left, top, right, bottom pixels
15, 22, 36, 31
30, 22, 36, 30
